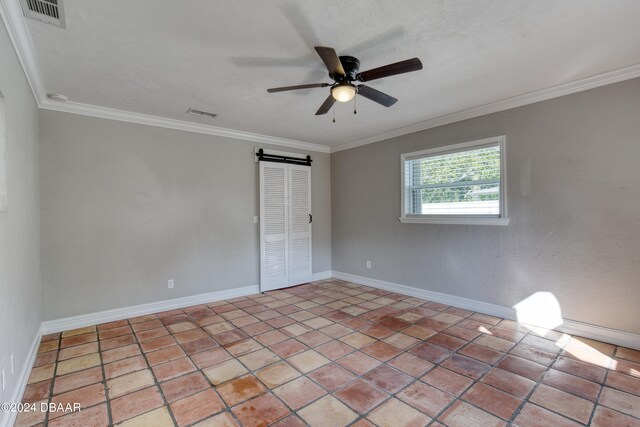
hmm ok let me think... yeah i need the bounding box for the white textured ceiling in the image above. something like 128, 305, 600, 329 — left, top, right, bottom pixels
25, 0, 640, 147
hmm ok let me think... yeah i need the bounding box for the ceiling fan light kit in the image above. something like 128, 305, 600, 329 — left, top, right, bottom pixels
331, 84, 356, 102
267, 46, 423, 118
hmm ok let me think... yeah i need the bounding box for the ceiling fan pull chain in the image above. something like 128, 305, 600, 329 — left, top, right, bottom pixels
354, 95, 357, 115
332, 104, 336, 123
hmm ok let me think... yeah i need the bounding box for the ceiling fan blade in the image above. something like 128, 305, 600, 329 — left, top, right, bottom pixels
357, 58, 423, 82
314, 46, 345, 77
267, 83, 329, 93
315, 94, 336, 115
357, 85, 398, 107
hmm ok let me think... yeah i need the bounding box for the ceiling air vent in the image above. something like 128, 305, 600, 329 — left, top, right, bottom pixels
186, 108, 217, 119
20, 0, 66, 28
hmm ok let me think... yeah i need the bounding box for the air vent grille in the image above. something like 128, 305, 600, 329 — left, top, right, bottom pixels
186, 108, 217, 119
20, 0, 66, 27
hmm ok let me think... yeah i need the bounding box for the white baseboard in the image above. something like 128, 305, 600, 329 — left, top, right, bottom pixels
0, 326, 42, 427
557, 321, 640, 351
37, 271, 640, 348
41, 285, 260, 334
41, 274, 331, 335
312, 270, 332, 281
332, 271, 640, 350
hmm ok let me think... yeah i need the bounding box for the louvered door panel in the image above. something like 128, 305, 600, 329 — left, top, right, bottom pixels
260, 162, 288, 290
288, 165, 312, 285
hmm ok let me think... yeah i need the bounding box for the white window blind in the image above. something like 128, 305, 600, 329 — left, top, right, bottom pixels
401, 136, 507, 225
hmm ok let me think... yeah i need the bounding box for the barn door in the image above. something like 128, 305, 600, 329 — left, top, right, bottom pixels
288, 164, 312, 286
259, 162, 312, 292
260, 162, 289, 291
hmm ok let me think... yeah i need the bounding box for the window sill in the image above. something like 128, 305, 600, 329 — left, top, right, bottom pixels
399, 216, 510, 226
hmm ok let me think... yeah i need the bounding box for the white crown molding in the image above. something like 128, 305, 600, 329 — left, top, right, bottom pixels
4, 0, 640, 155
39, 98, 331, 153
0, 0, 330, 153
0, 0, 45, 104
41, 284, 260, 334
331, 63, 640, 153
332, 271, 640, 350
0, 325, 42, 427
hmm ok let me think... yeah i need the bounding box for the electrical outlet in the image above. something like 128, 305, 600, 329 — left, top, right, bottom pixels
366, 260, 371, 269
10, 353, 14, 374
254, 215, 258, 224
168, 279, 174, 289
1, 366, 6, 391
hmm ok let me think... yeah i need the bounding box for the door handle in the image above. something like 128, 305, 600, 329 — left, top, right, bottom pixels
309, 214, 313, 223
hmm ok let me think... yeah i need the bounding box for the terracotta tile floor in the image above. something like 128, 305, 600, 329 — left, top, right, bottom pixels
17, 279, 640, 426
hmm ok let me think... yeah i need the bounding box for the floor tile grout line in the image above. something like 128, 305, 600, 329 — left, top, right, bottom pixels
227, 310, 317, 426
396, 315, 531, 425
372, 306, 509, 422
39, 328, 106, 426
340, 286, 492, 425
259, 293, 396, 426
230, 286, 404, 425
256, 288, 502, 425
109, 320, 179, 427
505, 325, 628, 425
258, 284, 632, 427
41, 333, 61, 426
279, 284, 511, 425
209, 293, 336, 426
309, 282, 636, 424
126, 316, 225, 426
80, 325, 159, 426
427, 315, 631, 425
585, 345, 616, 425
503, 330, 568, 426
236, 291, 347, 427
96, 327, 116, 427
22, 280, 640, 427
51, 290, 410, 424
173, 291, 283, 427
158, 305, 247, 423
149, 291, 321, 426
313, 286, 593, 426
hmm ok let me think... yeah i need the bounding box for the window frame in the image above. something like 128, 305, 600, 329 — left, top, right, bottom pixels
400, 135, 508, 225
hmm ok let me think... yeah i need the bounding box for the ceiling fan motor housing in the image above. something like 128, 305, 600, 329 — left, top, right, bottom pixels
335, 56, 360, 81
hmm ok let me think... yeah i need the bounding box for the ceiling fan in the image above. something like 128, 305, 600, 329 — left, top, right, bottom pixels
267, 46, 423, 116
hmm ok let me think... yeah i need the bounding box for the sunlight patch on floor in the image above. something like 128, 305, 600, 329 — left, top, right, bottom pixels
511, 292, 623, 370
477, 325, 493, 335
563, 336, 618, 369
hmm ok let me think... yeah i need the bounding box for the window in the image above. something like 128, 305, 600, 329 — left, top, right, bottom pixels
400, 136, 508, 225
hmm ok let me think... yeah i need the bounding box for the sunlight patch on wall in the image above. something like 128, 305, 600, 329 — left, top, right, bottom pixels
513, 292, 564, 330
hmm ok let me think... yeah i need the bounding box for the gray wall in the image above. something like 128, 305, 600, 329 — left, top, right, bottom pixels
39, 110, 331, 320
332, 78, 640, 334
0, 21, 42, 415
